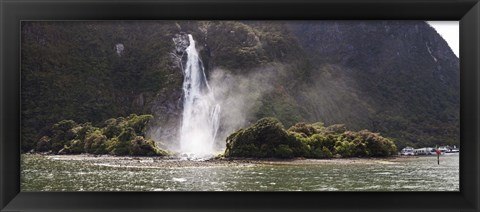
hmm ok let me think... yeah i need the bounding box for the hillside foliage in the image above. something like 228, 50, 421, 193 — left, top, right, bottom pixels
21, 21, 459, 152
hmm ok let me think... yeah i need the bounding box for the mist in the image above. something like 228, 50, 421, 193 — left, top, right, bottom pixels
209, 65, 285, 151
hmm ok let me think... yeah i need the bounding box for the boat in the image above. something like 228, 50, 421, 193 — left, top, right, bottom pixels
439, 145, 460, 155
400, 147, 415, 156
414, 147, 437, 156
445, 145, 460, 155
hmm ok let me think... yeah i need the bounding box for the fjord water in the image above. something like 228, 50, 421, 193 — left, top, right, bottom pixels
179, 34, 221, 158
21, 154, 459, 191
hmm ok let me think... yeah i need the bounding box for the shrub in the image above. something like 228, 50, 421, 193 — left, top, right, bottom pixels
126, 114, 154, 136
357, 130, 397, 157
103, 119, 122, 139
118, 127, 136, 142
35, 136, 51, 152
224, 119, 396, 159
253, 117, 289, 145
334, 140, 355, 157
309, 134, 326, 149
75, 122, 96, 141
325, 124, 347, 134
224, 117, 292, 158
66, 139, 85, 154
341, 131, 369, 157
274, 144, 294, 158
33, 114, 169, 156
288, 132, 310, 157
312, 146, 333, 158
225, 143, 261, 158
52, 120, 78, 132
50, 120, 78, 152
84, 130, 107, 154
106, 137, 130, 156
288, 122, 317, 137
352, 139, 369, 157
130, 136, 164, 156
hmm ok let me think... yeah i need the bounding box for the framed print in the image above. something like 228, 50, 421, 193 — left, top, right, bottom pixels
1, 0, 479, 211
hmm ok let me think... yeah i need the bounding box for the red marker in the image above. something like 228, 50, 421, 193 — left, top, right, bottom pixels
436, 149, 441, 165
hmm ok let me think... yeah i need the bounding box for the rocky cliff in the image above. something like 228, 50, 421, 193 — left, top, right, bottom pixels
21, 20, 459, 151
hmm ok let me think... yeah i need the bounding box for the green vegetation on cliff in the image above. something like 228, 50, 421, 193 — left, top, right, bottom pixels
21, 21, 182, 152
34, 114, 168, 156
21, 21, 459, 152
224, 117, 397, 159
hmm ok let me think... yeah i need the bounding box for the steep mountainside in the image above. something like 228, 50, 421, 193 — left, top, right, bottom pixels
286, 21, 459, 148
21, 21, 459, 152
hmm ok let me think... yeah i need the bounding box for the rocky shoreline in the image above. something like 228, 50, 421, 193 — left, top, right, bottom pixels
23, 153, 421, 169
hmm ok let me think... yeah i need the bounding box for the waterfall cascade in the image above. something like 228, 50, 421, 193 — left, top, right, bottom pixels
179, 34, 221, 158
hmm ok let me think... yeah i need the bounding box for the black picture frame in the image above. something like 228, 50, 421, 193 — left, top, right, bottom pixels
1, 0, 479, 211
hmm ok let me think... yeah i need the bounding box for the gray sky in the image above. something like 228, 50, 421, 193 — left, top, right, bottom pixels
427, 21, 459, 58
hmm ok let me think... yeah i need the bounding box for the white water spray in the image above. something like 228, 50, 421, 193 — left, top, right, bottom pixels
179, 34, 221, 158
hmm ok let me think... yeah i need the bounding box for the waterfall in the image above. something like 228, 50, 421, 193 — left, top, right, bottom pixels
179, 34, 221, 158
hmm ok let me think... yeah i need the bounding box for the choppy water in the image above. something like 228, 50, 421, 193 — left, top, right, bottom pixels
21, 154, 459, 191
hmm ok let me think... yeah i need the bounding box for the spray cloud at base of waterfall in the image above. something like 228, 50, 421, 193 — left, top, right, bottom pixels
208, 65, 286, 150
148, 65, 286, 158
148, 33, 288, 158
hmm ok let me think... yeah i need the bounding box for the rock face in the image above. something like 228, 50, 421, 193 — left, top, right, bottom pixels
285, 21, 459, 149
21, 21, 459, 152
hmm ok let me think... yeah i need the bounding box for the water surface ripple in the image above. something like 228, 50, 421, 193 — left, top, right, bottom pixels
21, 154, 459, 191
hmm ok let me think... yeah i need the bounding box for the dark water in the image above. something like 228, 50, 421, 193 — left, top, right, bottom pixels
21, 154, 459, 191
